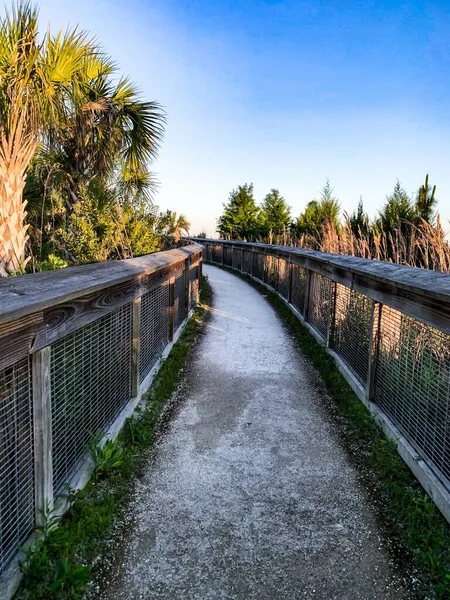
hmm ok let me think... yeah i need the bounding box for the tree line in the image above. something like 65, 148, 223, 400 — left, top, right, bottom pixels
216, 176, 450, 271
0, 2, 189, 276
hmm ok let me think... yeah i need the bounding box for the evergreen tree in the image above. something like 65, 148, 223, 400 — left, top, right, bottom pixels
415, 174, 437, 224
260, 189, 291, 236
217, 183, 260, 240
376, 180, 416, 234
294, 180, 340, 237
348, 197, 369, 238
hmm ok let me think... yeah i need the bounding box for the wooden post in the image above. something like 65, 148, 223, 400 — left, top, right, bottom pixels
131, 297, 141, 397
367, 302, 382, 401
303, 270, 312, 322
168, 275, 175, 342
185, 260, 191, 314
195, 263, 200, 303
275, 258, 280, 292
33, 346, 53, 522
326, 282, 337, 348
287, 261, 293, 304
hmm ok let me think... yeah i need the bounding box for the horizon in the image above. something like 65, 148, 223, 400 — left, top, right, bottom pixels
31, 0, 450, 236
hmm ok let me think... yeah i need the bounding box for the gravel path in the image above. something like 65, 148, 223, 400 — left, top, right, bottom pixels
97, 265, 409, 600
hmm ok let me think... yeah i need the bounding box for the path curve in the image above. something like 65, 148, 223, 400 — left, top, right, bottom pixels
97, 265, 409, 600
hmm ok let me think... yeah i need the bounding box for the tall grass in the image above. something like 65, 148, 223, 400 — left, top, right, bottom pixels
266, 216, 450, 272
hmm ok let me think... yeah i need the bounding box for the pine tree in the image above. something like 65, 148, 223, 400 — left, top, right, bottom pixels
260, 189, 291, 236
217, 183, 260, 240
348, 197, 369, 238
294, 180, 340, 237
415, 174, 437, 224
376, 180, 416, 234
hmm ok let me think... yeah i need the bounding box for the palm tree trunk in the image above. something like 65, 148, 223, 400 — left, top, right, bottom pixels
0, 163, 29, 275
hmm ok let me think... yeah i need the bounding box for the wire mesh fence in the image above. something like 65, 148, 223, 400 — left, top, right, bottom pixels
174, 269, 187, 331
308, 273, 331, 339
243, 250, 253, 275
277, 259, 290, 300
0, 247, 202, 587
265, 256, 278, 289
232, 247, 242, 271
291, 264, 307, 315
202, 239, 450, 503
223, 245, 233, 267
140, 283, 170, 383
51, 304, 133, 497
190, 264, 200, 308
212, 244, 223, 264
0, 359, 34, 574
331, 284, 373, 385
252, 252, 264, 282
374, 306, 450, 487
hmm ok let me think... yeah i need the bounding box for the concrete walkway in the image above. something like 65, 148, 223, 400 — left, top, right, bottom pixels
98, 265, 409, 600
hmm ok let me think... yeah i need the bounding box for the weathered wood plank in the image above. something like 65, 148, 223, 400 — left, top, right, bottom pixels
0, 245, 203, 326
32, 347, 53, 520
0, 313, 43, 370
195, 239, 450, 304
168, 276, 175, 342
184, 259, 191, 314
196, 239, 450, 333
366, 302, 381, 401
32, 261, 187, 350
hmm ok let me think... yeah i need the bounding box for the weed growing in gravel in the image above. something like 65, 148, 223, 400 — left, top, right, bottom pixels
86, 435, 130, 480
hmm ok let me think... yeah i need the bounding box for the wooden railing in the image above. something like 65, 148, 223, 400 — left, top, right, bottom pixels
0, 244, 203, 598
196, 238, 450, 525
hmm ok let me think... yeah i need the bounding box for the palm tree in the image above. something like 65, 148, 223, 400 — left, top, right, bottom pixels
158, 210, 190, 243
40, 74, 165, 210
0, 2, 166, 274
0, 1, 100, 274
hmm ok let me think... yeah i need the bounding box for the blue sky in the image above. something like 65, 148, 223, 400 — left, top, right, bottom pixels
35, 0, 450, 235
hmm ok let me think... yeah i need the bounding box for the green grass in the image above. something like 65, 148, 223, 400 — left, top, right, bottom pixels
15, 276, 212, 600
213, 263, 450, 600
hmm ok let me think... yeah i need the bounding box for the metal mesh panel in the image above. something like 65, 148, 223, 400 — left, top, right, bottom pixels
331, 284, 372, 384
253, 252, 264, 281
309, 273, 331, 340
291, 264, 307, 314
190, 265, 199, 308
232, 247, 242, 271
139, 283, 170, 383
223, 246, 233, 267
278, 259, 290, 300
374, 307, 450, 487
265, 256, 278, 289
51, 304, 132, 496
212, 244, 222, 263
174, 270, 187, 331
0, 359, 34, 574
243, 250, 253, 274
